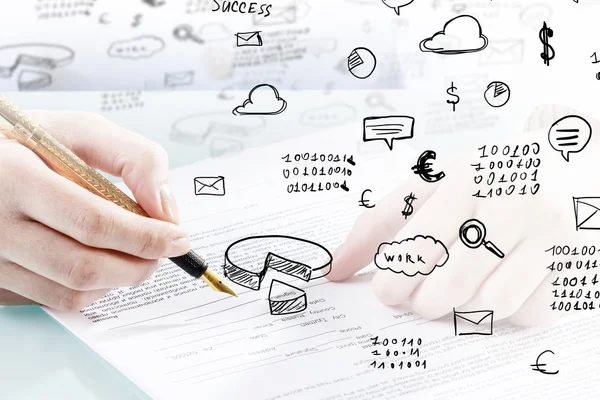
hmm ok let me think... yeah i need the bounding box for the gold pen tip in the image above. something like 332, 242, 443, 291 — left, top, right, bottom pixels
220, 281, 238, 298
201, 269, 238, 297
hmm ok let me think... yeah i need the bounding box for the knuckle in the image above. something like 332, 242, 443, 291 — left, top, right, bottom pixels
71, 207, 108, 243
142, 142, 169, 166
57, 290, 88, 312
63, 256, 100, 290
137, 228, 165, 258
149, 142, 168, 160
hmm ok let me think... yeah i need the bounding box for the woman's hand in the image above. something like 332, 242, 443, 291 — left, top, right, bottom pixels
0, 111, 190, 310
329, 105, 600, 327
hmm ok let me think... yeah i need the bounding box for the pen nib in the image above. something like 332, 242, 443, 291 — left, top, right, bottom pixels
201, 269, 238, 297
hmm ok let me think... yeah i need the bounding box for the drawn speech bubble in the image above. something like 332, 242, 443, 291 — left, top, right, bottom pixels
374, 235, 449, 277
548, 115, 592, 162
363, 115, 414, 150
107, 35, 165, 59
382, 0, 414, 15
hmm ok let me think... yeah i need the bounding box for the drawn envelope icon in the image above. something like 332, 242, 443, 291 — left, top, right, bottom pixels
253, 6, 296, 26
236, 31, 262, 47
164, 71, 194, 88
194, 176, 226, 196
479, 39, 524, 66
453, 309, 494, 336
573, 197, 600, 230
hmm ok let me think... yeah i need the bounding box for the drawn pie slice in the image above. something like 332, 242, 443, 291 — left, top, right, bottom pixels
268, 279, 307, 316
18, 69, 52, 90
223, 235, 332, 290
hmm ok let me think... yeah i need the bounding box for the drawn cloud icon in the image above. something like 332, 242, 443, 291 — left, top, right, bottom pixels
374, 235, 449, 277
107, 35, 165, 59
233, 84, 287, 116
419, 15, 488, 55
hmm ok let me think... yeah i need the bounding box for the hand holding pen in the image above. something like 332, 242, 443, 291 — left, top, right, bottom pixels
0, 98, 234, 310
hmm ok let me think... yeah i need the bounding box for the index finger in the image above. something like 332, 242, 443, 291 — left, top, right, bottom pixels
327, 176, 439, 281
19, 162, 190, 260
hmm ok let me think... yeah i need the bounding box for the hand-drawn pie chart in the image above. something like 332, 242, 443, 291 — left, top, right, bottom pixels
484, 81, 511, 108
224, 235, 332, 290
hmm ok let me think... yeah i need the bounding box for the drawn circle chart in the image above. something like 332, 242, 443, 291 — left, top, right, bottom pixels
484, 81, 511, 108
0, 43, 75, 78
224, 235, 332, 290
348, 47, 376, 79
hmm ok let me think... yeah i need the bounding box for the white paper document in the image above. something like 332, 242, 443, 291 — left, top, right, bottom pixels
44, 127, 600, 399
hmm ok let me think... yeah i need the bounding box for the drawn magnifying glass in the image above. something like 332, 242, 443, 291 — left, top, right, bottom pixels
459, 219, 505, 259
173, 24, 204, 44
366, 93, 394, 111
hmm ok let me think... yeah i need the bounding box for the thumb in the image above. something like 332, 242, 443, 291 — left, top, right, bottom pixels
28, 111, 180, 224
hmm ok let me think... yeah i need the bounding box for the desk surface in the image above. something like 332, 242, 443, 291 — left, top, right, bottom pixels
0, 88, 582, 399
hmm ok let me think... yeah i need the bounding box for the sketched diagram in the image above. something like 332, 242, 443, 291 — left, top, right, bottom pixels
453, 308, 494, 336
107, 36, 165, 59
232, 84, 287, 116
0, 44, 74, 90
548, 115, 592, 162
484, 81, 511, 108
459, 219, 505, 259
531, 350, 559, 375
348, 47, 377, 79
269, 280, 307, 315
194, 176, 225, 196
170, 111, 265, 145
173, 24, 204, 45
374, 235, 449, 277
363, 116, 414, 150
252, 1, 310, 26
236, 31, 262, 47
420, 15, 488, 55
164, 71, 194, 88
412, 150, 445, 183
573, 197, 600, 231
224, 235, 332, 291
381, 0, 414, 15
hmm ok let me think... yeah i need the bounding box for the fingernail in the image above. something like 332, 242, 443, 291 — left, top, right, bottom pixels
159, 182, 180, 224
167, 237, 190, 257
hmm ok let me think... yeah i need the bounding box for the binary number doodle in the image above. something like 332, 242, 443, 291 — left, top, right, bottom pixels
472, 143, 541, 199
546, 245, 600, 313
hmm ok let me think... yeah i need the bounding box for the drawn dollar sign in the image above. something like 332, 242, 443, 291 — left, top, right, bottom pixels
539, 22, 555, 66
446, 81, 459, 112
402, 193, 417, 219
